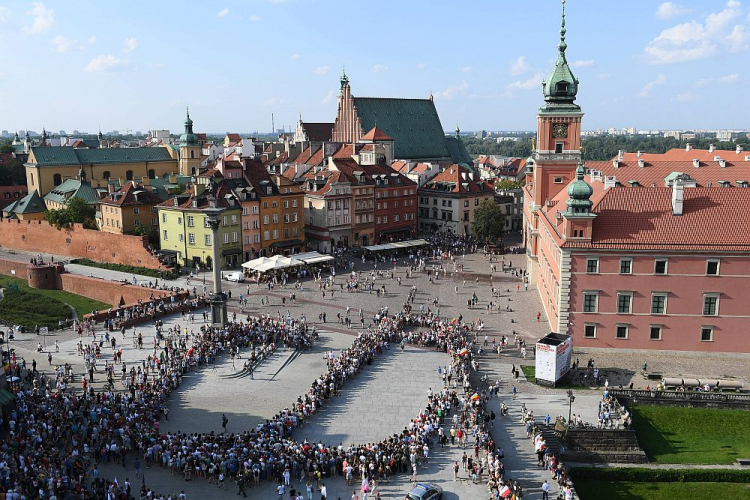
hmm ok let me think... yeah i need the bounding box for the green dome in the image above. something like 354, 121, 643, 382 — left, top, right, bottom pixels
179, 108, 199, 147
566, 163, 593, 212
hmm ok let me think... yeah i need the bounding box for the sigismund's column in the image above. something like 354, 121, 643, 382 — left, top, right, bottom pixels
204, 194, 228, 327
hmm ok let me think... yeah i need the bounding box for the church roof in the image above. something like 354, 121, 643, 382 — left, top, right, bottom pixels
352, 97, 452, 161
301, 122, 334, 142
28, 146, 175, 167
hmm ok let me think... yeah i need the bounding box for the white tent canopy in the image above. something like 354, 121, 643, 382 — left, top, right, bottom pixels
294, 251, 335, 265
242, 255, 303, 272
364, 239, 428, 252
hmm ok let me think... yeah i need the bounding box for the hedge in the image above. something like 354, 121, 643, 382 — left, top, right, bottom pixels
74, 259, 179, 280
570, 467, 750, 483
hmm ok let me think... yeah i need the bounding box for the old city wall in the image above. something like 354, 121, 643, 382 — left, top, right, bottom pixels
59, 274, 157, 307
0, 219, 164, 269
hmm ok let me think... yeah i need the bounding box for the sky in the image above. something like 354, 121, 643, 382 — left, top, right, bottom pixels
0, 0, 749, 134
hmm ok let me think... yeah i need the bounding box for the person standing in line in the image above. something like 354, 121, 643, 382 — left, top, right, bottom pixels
542, 480, 550, 500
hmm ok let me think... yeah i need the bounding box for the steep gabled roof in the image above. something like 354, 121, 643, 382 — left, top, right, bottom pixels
361, 127, 393, 142
100, 181, 164, 207
29, 146, 175, 167
44, 179, 102, 205
352, 97, 451, 160
3, 190, 46, 215
420, 164, 493, 194
301, 122, 334, 142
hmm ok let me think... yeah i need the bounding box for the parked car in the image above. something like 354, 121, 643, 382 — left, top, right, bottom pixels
223, 271, 245, 283
405, 483, 443, 500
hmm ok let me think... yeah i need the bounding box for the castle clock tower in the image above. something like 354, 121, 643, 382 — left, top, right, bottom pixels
531, 0, 583, 209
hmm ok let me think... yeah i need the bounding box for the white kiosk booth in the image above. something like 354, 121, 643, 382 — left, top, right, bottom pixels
535, 333, 573, 387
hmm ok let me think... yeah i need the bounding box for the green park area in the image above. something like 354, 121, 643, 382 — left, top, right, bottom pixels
632, 406, 750, 464
573, 479, 749, 499
0, 275, 109, 330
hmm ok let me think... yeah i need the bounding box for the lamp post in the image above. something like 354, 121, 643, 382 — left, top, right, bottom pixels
203, 195, 227, 327
202, 250, 206, 285
566, 389, 575, 435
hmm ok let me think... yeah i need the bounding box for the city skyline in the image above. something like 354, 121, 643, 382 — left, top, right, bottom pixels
1, 0, 749, 133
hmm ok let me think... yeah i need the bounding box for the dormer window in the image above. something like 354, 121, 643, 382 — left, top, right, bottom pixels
556, 81, 568, 93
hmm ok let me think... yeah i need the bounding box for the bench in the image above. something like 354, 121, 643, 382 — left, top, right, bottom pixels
646, 372, 663, 380
736, 458, 750, 466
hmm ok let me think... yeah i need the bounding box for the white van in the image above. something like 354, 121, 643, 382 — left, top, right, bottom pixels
223, 271, 245, 283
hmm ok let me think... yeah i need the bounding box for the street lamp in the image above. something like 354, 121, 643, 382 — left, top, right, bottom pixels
202, 250, 206, 285
566, 389, 575, 435
203, 191, 228, 327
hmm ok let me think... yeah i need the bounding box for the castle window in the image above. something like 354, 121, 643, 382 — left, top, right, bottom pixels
103, 171, 111, 180
148, 169, 156, 179
126, 170, 134, 181
53, 173, 62, 186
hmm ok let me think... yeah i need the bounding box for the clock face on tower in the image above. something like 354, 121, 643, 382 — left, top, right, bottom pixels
552, 123, 568, 139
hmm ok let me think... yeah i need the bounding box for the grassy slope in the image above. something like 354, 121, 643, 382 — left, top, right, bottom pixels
574, 479, 749, 500
632, 406, 750, 464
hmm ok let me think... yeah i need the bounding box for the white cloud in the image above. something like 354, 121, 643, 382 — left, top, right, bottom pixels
695, 73, 739, 86
462, 65, 473, 73
322, 90, 335, 104
87, 35, 96, 44
673, 91, 700, 102
416, 62, 428, 69
573, 59, 595, 68
291, 53, 302, 60
510, 56, 530, 76
123, 38, 138, 54
435, 81, 468, 100
84, 54, 128, 72
508, 72, 544, 90
52, 36, 81, 53
250, 15, 261, 21
371, 64, 388, 73
0, 7, 10, 23
656, 2, 695, 20
637, 73, 666, 97
645, 1, 749, 64
25, 2, 54, 34
264, 97, 281, 106
314, 65, 329, 76
217, 8, 229, 18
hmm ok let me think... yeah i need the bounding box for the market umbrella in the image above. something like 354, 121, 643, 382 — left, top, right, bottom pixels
471, 393, 480, 401
458, 348, 469, 357
499, 485, 512, 498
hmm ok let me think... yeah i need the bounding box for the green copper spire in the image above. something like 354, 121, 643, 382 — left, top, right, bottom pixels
180, 107, 198, 147
340, 65, 349, 89
542, 0, 579, 110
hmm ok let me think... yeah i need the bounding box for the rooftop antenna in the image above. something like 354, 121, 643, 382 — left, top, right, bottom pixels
271, 113, 275, 135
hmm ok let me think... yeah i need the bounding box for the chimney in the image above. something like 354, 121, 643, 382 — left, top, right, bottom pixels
709, 144, 716, 153
617, 150, 623, 160
693, 159, 700, 168
108, 183, 116, 193
636, 150, 643, 158
719, 159, 727, 168
686, 143, 692, 152
737, 145, 744, 154
612, 159, 620, 169
671, 180, 684, 216
638, 159, 645, 168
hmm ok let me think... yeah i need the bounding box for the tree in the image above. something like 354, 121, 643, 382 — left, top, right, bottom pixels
45, 196, 98, 230
472, 199, 506, 244
133, 224, 160, 249
0, 139, 13, 154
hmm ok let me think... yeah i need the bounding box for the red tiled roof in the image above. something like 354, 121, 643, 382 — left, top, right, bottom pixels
616, 147, 748, 163
420, 164, 493, 194
226, 133, 241, 141
101, 181, 163, 207
587, 156, 750, 188
567, 187, 750, 251
157, 183, 236, 209
266, 152, 289, 165
361, 127, 393, 142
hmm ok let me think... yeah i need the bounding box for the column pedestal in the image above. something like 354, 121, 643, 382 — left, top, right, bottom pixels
208, 291, 228, 328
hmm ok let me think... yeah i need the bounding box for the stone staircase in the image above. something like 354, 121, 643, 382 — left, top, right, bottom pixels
563, 428, 649, 463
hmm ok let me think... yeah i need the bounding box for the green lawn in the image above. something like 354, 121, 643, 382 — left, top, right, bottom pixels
632, 406, 750, 464
0, 276, 109, 329
574, 479, 749, 500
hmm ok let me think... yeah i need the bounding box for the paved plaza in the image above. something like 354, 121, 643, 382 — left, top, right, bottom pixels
2, 245, 748, 499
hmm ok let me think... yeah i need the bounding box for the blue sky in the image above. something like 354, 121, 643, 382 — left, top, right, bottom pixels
0, 0, 748, 134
